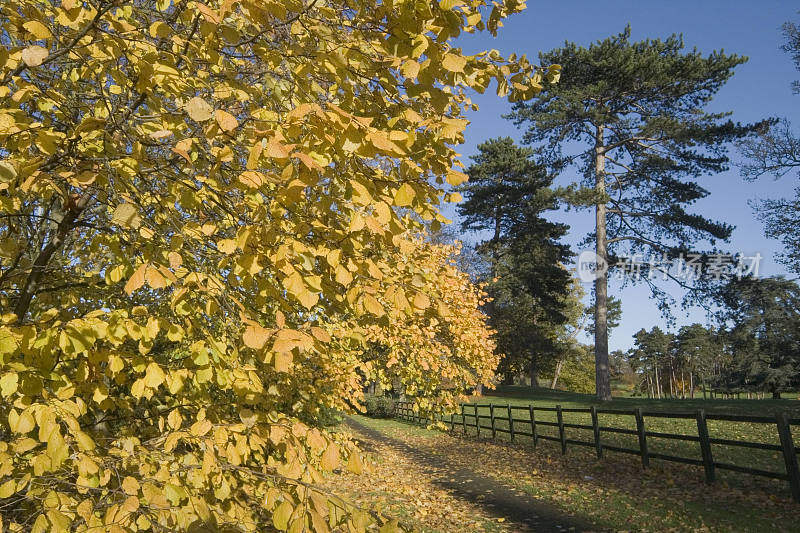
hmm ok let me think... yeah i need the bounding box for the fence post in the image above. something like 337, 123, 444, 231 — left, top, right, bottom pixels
474, 404, 480, 437
508, 404, 515, 442
635, 408, 649, 468
461, 404, 467, 435
696, 409, 715, 483
776, 411, 800, 502
591, 406, 602, 459
556, 405, 566, 454
529, 404, 537, 447
450, 413, 455, 432
490, 403, 497, 439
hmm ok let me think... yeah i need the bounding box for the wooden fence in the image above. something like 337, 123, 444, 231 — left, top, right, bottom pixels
394, 400, 800, 502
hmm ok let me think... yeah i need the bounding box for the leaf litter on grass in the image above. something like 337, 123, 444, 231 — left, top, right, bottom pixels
353, 416, 799, 532
318, 421, 514, 532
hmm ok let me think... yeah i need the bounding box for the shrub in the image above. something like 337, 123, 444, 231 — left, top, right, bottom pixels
364, 394, 396, 418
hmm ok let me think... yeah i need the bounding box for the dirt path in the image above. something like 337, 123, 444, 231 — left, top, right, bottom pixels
345, 417, 600, 532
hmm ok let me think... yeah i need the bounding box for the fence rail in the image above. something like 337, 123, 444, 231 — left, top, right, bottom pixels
393, 401, 800, 502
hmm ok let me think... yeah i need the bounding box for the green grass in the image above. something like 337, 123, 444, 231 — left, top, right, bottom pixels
487, 386, 800, 413
449, 387, 800, 488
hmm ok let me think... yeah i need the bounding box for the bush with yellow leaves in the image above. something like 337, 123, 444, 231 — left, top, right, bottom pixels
0, 0, 557, 530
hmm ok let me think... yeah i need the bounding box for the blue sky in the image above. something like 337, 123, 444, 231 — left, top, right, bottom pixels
448, 1, 799, 351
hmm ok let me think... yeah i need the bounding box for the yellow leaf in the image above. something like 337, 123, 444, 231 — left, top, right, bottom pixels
190, 418, 213, 437
185, 96, 214, 121
217, 238, 237, 254
346, 451, 363, 474
0, 479, 16, 498
21, 45, 48, 67
393, 183, 415, 206
76, 499, 93, 522
310, 327, 331, 343
149, 21, 170, 38
362, 294, 384, 317
401, 60, 420, 78
167, 408, 182, 430
131, 378, 146, 399
124, 263, 147, 295
446, 169, 468, 186
442, 53, 467, 73
23, 21, 52, 40
368, 131, 404, 155
145, 266, 168, 289
238, 171, 266, 189
112, 203, 141, 229
243, 324, 270, 350
272, 501, 293, 531
122, 476, 140, 495
215, 110, 238, 132
195, 2, 221, 23
144, 362, 165, 388
0, 161, 17, 182
413, 291, 430, 310
9, 409, 35, 434
122, 495, 140, 513
321, 443, 339, 470
274, 351, 292, 373
265, 137, 290, 159
0, 372, 18, 397
74, 430, 95, 451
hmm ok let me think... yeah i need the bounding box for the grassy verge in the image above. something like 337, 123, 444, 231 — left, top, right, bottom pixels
358, 415, 799, 532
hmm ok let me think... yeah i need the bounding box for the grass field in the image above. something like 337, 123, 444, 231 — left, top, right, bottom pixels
452, 387, 800, 492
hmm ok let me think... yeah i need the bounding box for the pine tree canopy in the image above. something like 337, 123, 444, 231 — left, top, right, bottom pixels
510, 25, 764, 267
456, 137, 575, 381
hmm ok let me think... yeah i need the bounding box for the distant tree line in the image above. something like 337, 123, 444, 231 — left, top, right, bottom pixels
624, 277, 800, 399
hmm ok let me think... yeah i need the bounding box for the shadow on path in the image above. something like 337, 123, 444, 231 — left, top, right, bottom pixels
347, 418, 603, 532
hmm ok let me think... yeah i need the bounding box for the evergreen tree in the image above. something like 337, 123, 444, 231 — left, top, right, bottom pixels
630, 326, 675, 398
714, 277, 800, 398
457, 137, 573, 387
674, 323, 720, 398
509, 27, 762, 400
585, 294, 622, 338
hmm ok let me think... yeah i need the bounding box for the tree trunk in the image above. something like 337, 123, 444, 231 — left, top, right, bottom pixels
529, 358, 539, 389
594, 123, 612, 401
550, 358, 565, 389
681, 370, 686, 399
690, 372, 694, 399
773, 390, 781, 399
670, 367, 677, 398
654, 363, 661, 399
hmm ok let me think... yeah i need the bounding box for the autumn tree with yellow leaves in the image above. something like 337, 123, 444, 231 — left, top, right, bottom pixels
0, 0, 558, 530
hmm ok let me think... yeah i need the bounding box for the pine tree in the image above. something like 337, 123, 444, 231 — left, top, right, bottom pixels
509, 27, 762, 400
674, 323, 720, 398
715, 277, 800, 398
457, 137, 573, 387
